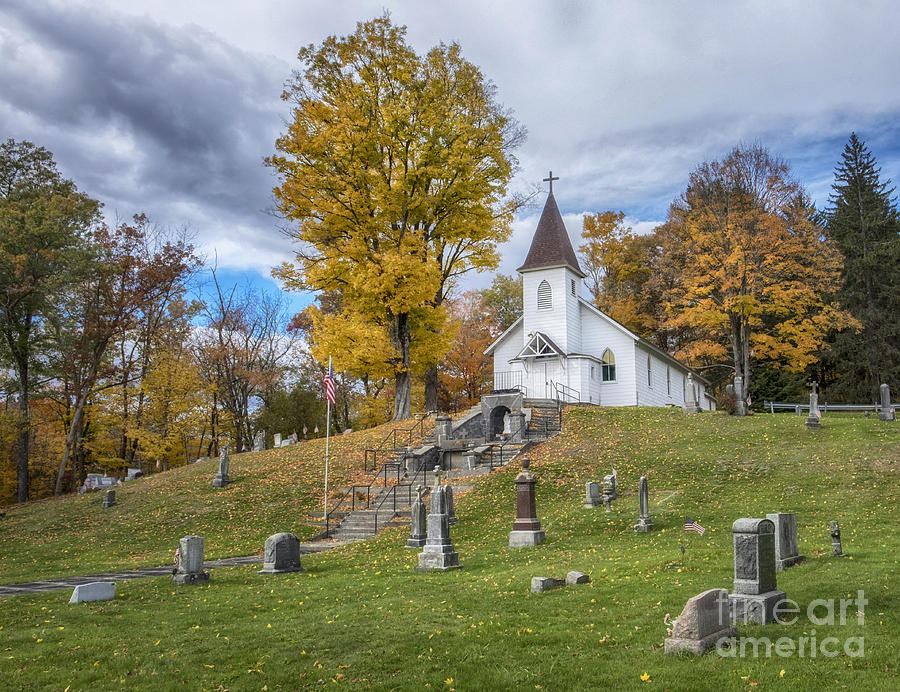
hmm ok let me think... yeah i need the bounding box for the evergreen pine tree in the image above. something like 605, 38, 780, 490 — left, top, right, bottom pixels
823, 133, 900, 401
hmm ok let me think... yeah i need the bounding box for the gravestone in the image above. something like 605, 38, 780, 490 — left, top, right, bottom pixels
407, 486, 427, 548
566, 570, 590, 585
508, 409, 526, 442
531, 576, 565, 593
212, 444, 230, 488
805, 383, 822, 429
252, 431, 265, 452
664, 589, 736, 655
508, 457, 545, 547
878, 383, 895, 422
273, 433, 282, 447
172, 535, 210, 585
69, 581, 116, 604
830, 520, 846, 557
733, 376, 747, 416
684, 372, 701, 414
765, 512, 804, 570
258, 532, 303, 574
416, 479, 460, 571
446, 484, 457, 526
583, 481, 601, 508
601, 473, 618, 512
728, 518, 785, 624
634, 476, 653, 532
102, 489, 116, 508
435, 415, 452, 443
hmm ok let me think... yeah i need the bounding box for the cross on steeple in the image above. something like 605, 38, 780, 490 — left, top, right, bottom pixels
543, 170, 559, 194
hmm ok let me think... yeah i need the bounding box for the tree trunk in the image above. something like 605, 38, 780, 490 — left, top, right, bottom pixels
389, 311, 412, 421
393, 371, 411, 421
55, 391, 87, 495
16, 375, 30, 503
424, 364, 439, 413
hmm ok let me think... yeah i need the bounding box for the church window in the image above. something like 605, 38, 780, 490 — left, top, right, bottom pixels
571, 279, 576, 296
647, 356, 652, 387
591, 365, 596, 379
537, 280, 552, 310
601, 349, 616, 381
667, 367, 671, 395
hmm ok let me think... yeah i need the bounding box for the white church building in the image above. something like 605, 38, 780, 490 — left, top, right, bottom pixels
485, 190, 715, 410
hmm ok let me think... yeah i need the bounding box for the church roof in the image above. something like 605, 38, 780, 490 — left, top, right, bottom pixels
517, 192, 585, 277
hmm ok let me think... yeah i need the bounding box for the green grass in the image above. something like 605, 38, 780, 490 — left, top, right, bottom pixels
1, 408, 897, 690
0, 420, 421, 583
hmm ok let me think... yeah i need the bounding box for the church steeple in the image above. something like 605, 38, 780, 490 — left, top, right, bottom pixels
517, 189, 585, 278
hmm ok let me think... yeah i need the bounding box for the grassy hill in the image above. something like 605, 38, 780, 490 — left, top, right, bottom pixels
1, 408, 898, 690
0, 420, 426, 584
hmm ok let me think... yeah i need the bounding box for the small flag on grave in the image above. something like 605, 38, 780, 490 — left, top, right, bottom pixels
684, 516, 706, 535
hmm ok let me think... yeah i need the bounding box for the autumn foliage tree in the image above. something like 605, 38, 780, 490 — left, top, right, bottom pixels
437, 292, 493, 411
268, 14, 522, 420
579, 211, 656, 336
661, 144, 855, 403
0, 139, 100, 501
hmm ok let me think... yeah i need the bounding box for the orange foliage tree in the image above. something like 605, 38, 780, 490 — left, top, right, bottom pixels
660, 144, 856, 401
437, 292, 494, 412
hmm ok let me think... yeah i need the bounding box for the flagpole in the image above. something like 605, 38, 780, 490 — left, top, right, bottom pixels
324, 356, 332, 536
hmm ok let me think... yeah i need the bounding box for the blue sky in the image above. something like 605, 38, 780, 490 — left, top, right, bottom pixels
3, 1, 899, 321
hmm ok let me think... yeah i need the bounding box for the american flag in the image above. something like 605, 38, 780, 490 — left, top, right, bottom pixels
684, 516, 706, 535
323, 364, 336, 405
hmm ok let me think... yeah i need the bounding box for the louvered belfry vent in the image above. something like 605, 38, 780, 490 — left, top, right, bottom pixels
537, 280, 552, 310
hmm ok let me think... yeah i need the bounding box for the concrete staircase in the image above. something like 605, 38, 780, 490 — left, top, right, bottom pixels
325, 401, 563, 542
525, 398, 562, 439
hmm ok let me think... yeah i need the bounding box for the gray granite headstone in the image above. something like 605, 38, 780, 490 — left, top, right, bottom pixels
407, 486, 427, 548
665, 588, 737, 655
69, 581, 116, 604
878, 383, 895, 422
446, 484, 457, 526
766, 512, 804, 570
805, 383, 822, 429
212, 445, 230, 487
102, 489, 116, 508
416, 484, 460, 571
733, 376, 747, 416
530, 576, 564, 593
252, 431, 265, 452
583, 481, 601, 508
634, 476, 653, 532
601, 473, 618, 512
566, 570, 590, 585
830, 520, 846, 557
258, 532, 303, 574
172, 535, 210, 585
728, 518, 785, 624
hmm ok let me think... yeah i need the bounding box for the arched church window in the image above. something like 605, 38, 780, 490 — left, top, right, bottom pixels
537, 280, 552, 310
601, 349, 616, 381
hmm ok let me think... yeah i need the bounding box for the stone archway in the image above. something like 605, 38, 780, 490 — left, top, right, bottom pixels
489, 405, 511, 440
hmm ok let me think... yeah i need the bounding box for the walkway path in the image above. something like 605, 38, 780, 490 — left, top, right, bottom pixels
0, 540, 352, 598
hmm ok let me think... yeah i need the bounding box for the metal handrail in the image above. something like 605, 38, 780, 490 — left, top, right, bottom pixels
550, 380, 581, 403
371, 458, 434, 535
364, 417, 427, 471
326, 417, 432, 536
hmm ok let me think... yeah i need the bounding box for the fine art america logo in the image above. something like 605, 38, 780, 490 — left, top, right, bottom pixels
716, 591, 867, 658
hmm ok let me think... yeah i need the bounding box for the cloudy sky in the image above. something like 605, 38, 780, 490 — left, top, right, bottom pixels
3, 0, 899, 316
